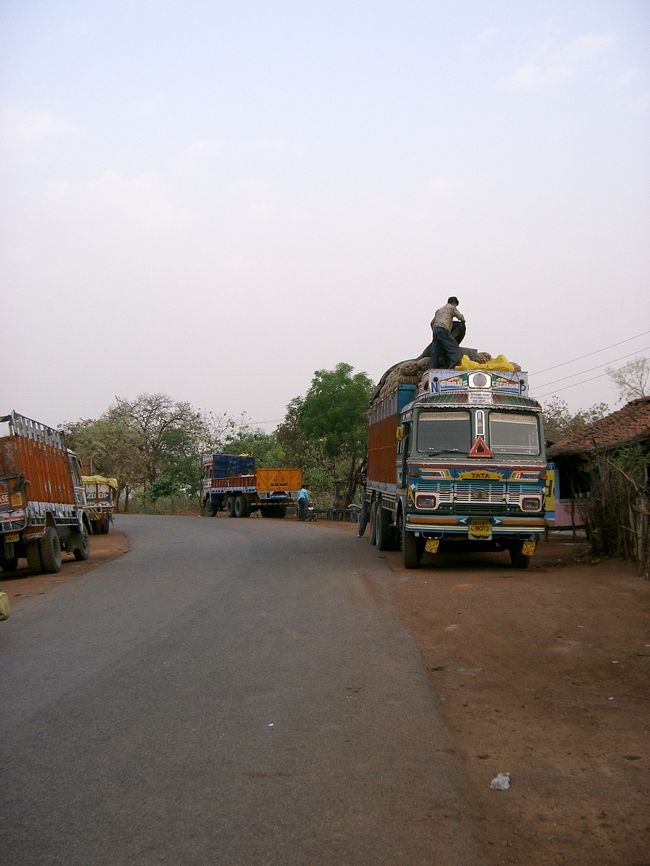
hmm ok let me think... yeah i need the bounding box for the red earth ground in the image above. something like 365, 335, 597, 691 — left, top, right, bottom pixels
2, 522, 649, 866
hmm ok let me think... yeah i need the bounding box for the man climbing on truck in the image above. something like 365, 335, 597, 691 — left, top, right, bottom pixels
430, 296, 466, 368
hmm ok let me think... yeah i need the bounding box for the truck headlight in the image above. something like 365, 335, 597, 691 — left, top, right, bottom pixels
521, 496, 542, 511
416, 493, 437, 510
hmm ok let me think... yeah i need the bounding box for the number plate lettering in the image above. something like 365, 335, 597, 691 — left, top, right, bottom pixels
469, 519, 492, 539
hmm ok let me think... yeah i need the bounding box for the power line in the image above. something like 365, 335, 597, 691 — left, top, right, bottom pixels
535, 347, 650, 389
529, 329, 650, 376
536, 371, 611, 400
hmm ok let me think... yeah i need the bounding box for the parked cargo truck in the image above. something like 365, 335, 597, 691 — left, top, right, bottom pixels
201, 453, 302, 518
82, 475, 117, 534
365, 365, 546, 569
0, 411, 90, 574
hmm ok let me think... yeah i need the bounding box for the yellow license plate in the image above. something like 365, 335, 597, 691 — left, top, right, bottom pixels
4, 532, 19, 543
469, 519, 492, 539
522, 540, 536, 556
425, 539, 440, 553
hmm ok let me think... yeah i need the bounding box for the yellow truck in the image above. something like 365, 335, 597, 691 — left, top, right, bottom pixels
82, 475, 117, 534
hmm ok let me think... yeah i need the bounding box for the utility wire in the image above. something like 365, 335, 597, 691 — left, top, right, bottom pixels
535, 347, 650, 389
536, 372, 611, 400
529, 329, 650, 376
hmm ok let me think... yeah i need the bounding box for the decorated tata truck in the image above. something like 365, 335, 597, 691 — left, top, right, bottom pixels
365, 365, 546, 569
201, 453, 302, 518
0, 411, 90, 574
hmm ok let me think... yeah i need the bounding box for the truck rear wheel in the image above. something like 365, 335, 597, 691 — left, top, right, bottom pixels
39, 527, 62, 574
234, 495, 249, 518
225, 496, 235, 517
376, 504, 393, 551
369, 502, 378, 546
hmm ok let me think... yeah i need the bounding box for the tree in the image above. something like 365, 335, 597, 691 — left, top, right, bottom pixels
606, 357, 649, 403
105, 393, 208, 493
299, 363, 374, 506
542, 397, 609, 443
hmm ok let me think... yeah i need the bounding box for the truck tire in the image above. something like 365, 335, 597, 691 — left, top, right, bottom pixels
369, 502, 378, 546
402, 524, 421, 569
225, 496, 235, 517
510, 543, 530, 569
234, 495, 249, 518
70, 526, 90, 561
39, 527, 62, 574
0, 556, 18, 572
26, 540, 43, 574
376, 504, 392, 551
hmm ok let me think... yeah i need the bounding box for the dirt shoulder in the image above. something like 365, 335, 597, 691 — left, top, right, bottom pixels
0, 531, 129, 604
385, 539, 650, 866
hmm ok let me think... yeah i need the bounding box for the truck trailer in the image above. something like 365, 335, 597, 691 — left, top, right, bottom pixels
365, 364, 547, 569
0, 411, 90, 574
201, 453, 302, 518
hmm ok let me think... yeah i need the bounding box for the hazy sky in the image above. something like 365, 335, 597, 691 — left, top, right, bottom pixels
1, 1, 648, 431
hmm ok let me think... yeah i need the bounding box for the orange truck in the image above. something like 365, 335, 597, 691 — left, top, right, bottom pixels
201, 453, 302, 518
0, 411, 90, 574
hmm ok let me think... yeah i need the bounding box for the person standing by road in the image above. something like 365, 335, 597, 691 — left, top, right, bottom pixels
430, 296, 466, 369
297, 484, 310, 521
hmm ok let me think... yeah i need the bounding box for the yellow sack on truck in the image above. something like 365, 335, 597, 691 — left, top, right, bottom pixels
459, 354, 516, 372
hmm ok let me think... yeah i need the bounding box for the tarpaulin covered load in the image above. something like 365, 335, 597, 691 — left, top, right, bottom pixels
81, 475, 118, 488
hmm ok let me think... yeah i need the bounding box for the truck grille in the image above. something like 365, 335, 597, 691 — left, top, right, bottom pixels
416, 480, 541, 514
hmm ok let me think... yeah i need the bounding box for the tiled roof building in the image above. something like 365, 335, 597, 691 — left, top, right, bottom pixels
548, 397, 650, 458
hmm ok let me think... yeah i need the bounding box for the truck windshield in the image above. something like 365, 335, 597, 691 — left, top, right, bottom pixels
416, 411, 471, 454
489, 412, 540, 455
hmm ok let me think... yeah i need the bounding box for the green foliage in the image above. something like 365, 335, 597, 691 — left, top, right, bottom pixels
61, 364, 376, 514
542, 397, 609, 443
298, 363, 374, 506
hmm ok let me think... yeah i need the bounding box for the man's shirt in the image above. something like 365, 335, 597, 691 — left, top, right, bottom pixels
431, 303, 465, 332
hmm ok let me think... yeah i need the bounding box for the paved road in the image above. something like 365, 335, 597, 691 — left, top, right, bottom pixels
1, 514, 485, 865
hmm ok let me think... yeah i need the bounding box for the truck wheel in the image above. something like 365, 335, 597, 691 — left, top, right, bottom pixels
510, 543, 530, 569
70, 526, 90, 561
234, 495, 249, 518
403, 524, 421, 569
369, 502, 378, 546
277, 506, 287, 518
0, 556, 18, 572
225, 496, 235, 517
376, 504, 392, 551
39, 527, 62, 574
26, 540, 43, 574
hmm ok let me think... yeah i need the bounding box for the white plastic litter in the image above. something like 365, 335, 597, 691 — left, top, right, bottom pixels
490, 773, 511, 791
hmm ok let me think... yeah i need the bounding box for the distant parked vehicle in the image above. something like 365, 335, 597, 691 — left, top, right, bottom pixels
201, 453, 302, 519
82, 475, 117, 534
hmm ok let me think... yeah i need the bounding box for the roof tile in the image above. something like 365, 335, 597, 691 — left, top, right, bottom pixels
548, 397, 650, 457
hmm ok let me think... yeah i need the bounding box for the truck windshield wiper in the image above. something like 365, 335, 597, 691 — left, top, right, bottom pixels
425, 447, 467, 455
